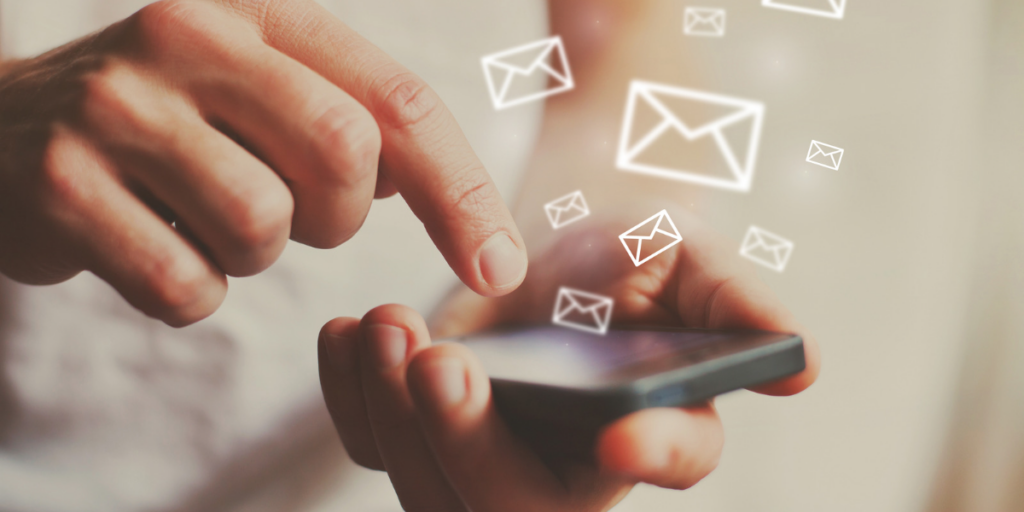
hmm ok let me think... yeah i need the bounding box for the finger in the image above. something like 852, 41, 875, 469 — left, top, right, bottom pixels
45, 128, 227, 326
667, 212, 821, 395
228, 0, 529, 296
408, 344, 631, 512
80, 64, 295, 277
318, 317, 384, 470
374, 162, 398, 199
596, 406, 724, 490
357, 305, 466, 511
133, 1, 381, 250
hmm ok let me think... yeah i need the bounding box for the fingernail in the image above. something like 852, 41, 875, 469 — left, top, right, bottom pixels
365, 324, 409, 370
418, 357, 467, 409
478, 232, 526, 290
324, 333, 356, 374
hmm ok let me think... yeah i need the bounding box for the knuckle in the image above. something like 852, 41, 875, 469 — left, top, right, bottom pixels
374, 71, 446, 132
440, 172, 499, 222
80, 64, 146, 129
311, 103, 382, 185
227, 184, 294, 255
39, 138, 85, 206
143, 252, 214, 317
132, 0, 210, 50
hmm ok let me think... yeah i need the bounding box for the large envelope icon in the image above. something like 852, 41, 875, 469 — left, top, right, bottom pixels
739, 226, 795, 273
481, 36, 574, 111
762, 0, 847, 19
684, 7, 726, 37
619, 210, 684, 267
544, 190, 590, 229
552, 287, 614, 335
616, 80, 765, 192
806, 140, 844, 171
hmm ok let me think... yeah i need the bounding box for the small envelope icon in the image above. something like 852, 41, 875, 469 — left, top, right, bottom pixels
739, 226, 794, 273
553, 287, 614, 335
806, 140, 844, 171
619, 210, 684, 267
684, 7, 726, 37
762, 0, 847, 19
616, 80, 765, 192
481, 36, 574, 111
544, 190, 590, 230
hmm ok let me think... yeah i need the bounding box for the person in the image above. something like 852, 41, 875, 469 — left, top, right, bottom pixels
0, 1, 820, 508
33, 0, 1024, 510
0, 0, 820, 509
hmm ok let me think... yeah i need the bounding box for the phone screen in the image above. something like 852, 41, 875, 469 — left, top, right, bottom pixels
452, 326, 794, 388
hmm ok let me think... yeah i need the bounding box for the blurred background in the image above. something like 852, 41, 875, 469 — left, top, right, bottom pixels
1, 0, 1022, 511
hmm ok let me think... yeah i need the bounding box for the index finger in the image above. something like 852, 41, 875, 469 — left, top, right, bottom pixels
226, 0, 528, 296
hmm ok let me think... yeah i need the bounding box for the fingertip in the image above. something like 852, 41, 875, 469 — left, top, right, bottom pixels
596, 408, 722, 490
319, 316, 361, 374
596, 413, 669, 479
408, 344, 488, 419
474, 231, 528, 297
374, 172, 399, 199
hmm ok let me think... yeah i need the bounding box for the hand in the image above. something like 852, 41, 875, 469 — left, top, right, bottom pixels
0, 0, 527, 326
317, 210, 820, 511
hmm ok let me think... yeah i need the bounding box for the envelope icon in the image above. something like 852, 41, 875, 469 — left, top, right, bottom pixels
619, 210, 684, 267
616, 80, 765, 192
481, 36, 574, 110
762, 0, 847, 19
553, 287, 614, 335
684, 7, 726, 37
739, 226, 794, 273
806, 140, 844, 171
544, 190, 590, 229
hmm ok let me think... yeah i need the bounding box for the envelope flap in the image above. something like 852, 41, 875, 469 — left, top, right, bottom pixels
486, 39, 558, 74
812, 141, 843, 156
640, 86, 758, 139
688, 8, 725, 22
562, 291, 610, 311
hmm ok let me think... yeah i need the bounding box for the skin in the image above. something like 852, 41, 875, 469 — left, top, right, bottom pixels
0, 0, 820, 508
0, 0, 528, 327
320, 1, 819, 509
320, 211, 820, 511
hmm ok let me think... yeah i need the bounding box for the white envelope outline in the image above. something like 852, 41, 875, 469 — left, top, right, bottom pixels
544, 190, 590, 229
619, 210, 684, 267
739, 226, 794, 273
552, 287, 614, 335
481, 36, 574, 111
806, 140, 844, 170
616, 80, 765, 192
762, 0, 847, 19
684, 7, 726, 37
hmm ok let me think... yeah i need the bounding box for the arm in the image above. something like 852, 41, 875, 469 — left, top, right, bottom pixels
0, 0, 527, 327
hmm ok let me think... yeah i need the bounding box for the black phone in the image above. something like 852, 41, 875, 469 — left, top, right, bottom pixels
446, 325, 804, 459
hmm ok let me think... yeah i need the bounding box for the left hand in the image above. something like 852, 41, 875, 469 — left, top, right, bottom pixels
317, 210, 820, 511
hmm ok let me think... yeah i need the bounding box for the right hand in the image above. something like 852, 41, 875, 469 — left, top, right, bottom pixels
0, 0, 527, 326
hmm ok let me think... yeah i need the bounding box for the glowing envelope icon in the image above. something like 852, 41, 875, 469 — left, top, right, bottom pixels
481, 36, 574, 110
616, 80, 765, 192
762, 0, 847, 19
552, 287, 614, 335
619, 210, 684, 267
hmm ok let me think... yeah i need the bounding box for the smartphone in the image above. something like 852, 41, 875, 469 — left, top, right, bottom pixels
447, 325, 804, 459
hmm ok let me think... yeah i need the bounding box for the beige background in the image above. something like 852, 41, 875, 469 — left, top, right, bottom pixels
1, 0, 1022, 511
